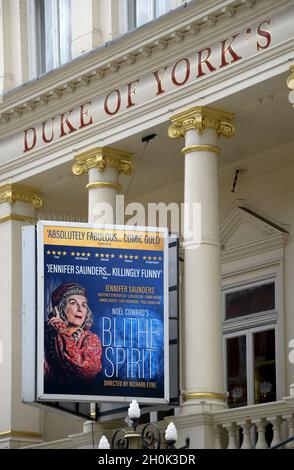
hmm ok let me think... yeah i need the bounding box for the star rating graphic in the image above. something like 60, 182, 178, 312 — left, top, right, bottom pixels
45, 249, 163, 261
46, 250, 68, 256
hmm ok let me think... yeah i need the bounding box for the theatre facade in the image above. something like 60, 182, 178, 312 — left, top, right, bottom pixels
1, 0, 294, 448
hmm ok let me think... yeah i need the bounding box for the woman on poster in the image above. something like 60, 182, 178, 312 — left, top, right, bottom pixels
44, 282, 102, 394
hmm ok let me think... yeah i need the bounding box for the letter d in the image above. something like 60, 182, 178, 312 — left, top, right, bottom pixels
24, 127, 37, 152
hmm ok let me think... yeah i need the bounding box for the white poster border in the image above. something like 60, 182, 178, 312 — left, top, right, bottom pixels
36, 221, 169, 404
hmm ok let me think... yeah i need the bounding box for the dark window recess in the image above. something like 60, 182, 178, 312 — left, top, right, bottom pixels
226, 336, 247, 408
254, 329, 276, 404
42, 401, 96, 421
157, 408, 174, 421
139, 412, 152, 425
225, 283, 275, 320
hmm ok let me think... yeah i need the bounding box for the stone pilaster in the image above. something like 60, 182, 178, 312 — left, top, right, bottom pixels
0, 183, 43, 448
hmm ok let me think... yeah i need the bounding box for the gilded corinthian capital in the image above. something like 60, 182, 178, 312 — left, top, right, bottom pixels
72, 147, 133, 176
0, 184, 43, 209
168, 106, 235, 139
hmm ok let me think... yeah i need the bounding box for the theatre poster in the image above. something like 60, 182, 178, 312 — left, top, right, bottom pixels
36, 221, 169, 404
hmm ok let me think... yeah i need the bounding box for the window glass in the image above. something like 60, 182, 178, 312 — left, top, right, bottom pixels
225, 282, 275, 320
136, 0, 153, 27
125, 0, 172, 31
59, 0, 72, 65
226, 336, 247, 408
155, 0, 170, 16
226, 329, 277, 408
35, 0, 71, 74
254, 329, 276, 404
44, 0, 54, 72
224, 279, 277, 408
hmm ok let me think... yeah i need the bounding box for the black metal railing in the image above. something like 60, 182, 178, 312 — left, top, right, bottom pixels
270, 435, 294, 449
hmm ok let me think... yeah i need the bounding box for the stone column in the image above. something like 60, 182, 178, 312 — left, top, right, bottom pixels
0, 184, 43, 448
168, 107, 235, 413
72, 147, 133, 224
72, 146, 132, 436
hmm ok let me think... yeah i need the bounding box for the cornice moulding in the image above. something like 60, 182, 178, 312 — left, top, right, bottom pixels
0, 0, 289, 124
221, 207, 288, 239
1, 24, 293, 143
0, 37, 292, 184
223, 312, 278, 334
221, 237, 288, 263
1, 36, 292, 143
221, 257, 283, 279
220, 206, 288, 263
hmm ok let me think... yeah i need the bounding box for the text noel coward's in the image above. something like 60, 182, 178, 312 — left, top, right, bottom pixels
24, 21, 271, 152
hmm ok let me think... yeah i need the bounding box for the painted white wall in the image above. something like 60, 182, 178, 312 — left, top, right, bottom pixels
43, 409, 84, 442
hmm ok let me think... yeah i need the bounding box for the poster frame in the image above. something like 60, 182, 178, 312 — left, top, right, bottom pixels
36, 221, 169, 404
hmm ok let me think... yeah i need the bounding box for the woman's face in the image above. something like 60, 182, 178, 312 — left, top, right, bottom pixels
65, 295, 88, 328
